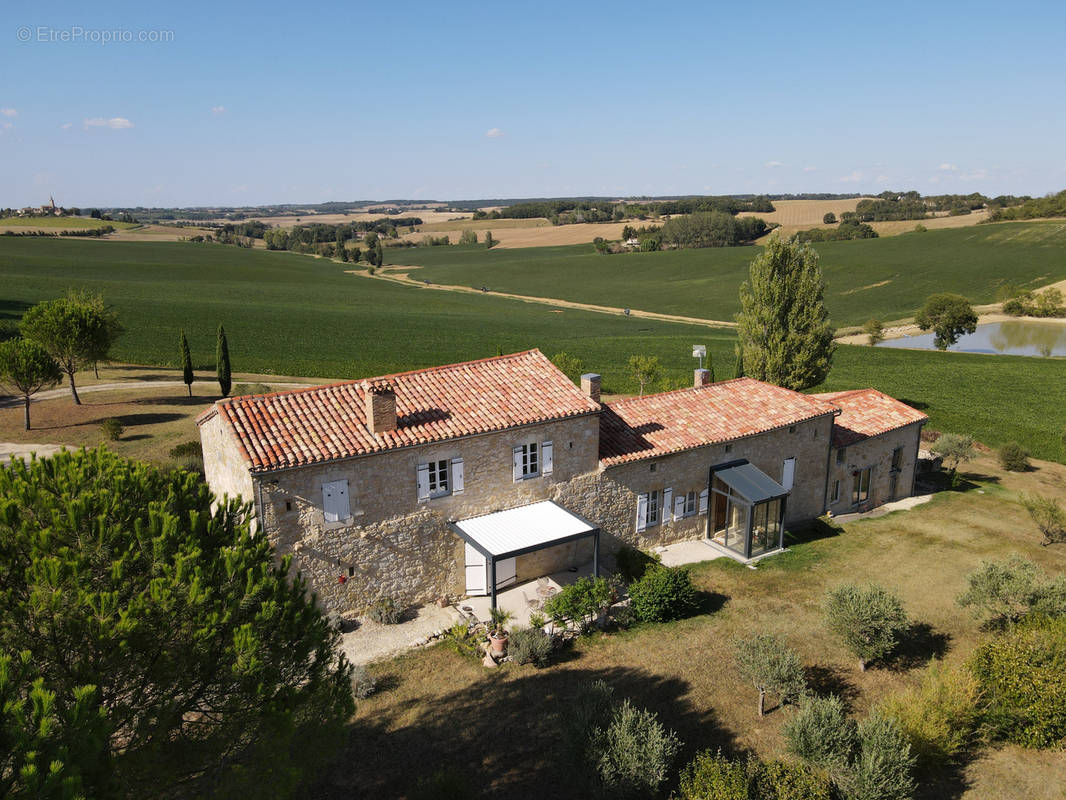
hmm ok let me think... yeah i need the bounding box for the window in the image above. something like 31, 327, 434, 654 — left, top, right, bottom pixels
683, 490, 697, 516
512, 442, 552, 481
891, 446, 903, 472
417, 457, 464, 500
831, 480, 840, 504
852, 467, 871, 505
636, 489, 661, 531
724, 444, 733, 454
322, 479, 350, 523
836, 448, 845, 465
647, 489, 660, 526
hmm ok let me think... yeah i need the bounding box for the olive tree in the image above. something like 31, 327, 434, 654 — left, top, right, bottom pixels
1022, 493, 1066, 547
915, 293, 977, 350
733, 633, 808, 716
0, 448, 354, 798
0, 338, 61, 430
825, 584, 909, 671
736, 237, 834, 390
19, 292, 121, 404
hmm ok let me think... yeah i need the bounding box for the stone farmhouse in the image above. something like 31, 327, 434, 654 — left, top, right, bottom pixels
197, 349, 926, 613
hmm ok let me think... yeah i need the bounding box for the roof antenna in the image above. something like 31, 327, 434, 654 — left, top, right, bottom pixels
692, 344, 706, 371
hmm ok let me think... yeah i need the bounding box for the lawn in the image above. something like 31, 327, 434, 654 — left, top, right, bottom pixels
327, 455, 1066, 800
387, 221, 1066, 326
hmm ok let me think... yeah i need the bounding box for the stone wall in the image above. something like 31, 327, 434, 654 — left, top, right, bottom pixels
826, 422, 924, 514
199, 412, 256, 514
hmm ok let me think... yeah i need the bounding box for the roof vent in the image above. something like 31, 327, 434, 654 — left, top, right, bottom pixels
363, 380, 397, 434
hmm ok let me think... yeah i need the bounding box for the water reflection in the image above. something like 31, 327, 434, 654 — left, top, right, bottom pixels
879, 321, 1066, 357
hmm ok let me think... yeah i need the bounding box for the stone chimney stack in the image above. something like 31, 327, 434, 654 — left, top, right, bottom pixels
694, 368, 712, 388
363, 381, 397, 434
580, 373, 601, 403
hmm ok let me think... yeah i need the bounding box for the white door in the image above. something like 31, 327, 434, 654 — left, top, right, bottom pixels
464, 545, 517, 595
782, 458, 796, 491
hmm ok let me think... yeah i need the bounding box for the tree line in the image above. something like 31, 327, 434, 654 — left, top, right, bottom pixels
989, 189, 1066, 221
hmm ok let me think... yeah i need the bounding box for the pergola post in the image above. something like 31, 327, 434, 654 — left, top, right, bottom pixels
489, 557, 498, 610
592, 531, 600, 577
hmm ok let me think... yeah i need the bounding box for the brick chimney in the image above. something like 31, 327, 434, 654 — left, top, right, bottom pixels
694, 368, 712, 388
363, 381, 397, 434
580, 373, 601, 403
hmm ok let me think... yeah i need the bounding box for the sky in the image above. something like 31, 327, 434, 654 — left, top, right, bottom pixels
2, 0, 1065, 208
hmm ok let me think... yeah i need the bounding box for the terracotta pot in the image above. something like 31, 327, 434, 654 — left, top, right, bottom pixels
488, 631, 509, 656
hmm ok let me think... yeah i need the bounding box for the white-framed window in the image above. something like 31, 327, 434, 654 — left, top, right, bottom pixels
322, 479, 350, 523
674, 490, 698, 520
417, 457, 464, 501
684, 490, 698, 515
512, 441, 552, 481
635, 489, 662, 532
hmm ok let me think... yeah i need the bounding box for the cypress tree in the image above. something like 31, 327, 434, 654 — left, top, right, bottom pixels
736, 237, 834, 391
733, 344, 745, 379
707, 352, 715, 384
216, 324, 231, 397
180, 329, 194, 396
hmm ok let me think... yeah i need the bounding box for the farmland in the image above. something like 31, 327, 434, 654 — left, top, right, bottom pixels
0, 215, 137, 231
2, 237, 1066, 464
387, 221, 1066, 326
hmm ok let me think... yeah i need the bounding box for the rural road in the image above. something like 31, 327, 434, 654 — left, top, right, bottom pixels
0, 380, 315, 409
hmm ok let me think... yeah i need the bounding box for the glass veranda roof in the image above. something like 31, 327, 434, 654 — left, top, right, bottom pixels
716, 462, 788, 503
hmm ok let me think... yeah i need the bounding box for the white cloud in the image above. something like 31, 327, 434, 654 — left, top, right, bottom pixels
485, 127, 504, 138
0, 108, 16, 117
764, 160, 783, 168
838, 170, 864, 183
211, 105, 226, 115
83, 117, 133, 130
802, 166, 817, 172
61, 122, 72, 129
937, 163, 958, 171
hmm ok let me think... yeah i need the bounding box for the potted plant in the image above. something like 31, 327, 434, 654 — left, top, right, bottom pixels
487, 607, 515, 656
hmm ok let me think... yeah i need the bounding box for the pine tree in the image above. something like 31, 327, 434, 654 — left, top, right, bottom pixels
736, 238, 834, 390
180, 329, 194, 396
216, 324, 231, 397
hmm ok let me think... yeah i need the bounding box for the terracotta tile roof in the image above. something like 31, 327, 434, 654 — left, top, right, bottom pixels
812, 389, 928, 448
599, 378, 840, 466
202, 349, 599, 472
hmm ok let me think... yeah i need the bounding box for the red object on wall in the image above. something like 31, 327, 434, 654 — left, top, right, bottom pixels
337, 575, 347, 584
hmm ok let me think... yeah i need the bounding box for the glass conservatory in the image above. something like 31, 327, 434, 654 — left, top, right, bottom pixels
707, 462, 789, 560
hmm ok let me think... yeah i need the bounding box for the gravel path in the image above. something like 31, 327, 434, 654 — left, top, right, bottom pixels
339, 604, 462, 666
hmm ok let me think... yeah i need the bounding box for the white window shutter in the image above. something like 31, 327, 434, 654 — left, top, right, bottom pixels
662, 488, 673, 524
322, 481, 338, 523
416, 464, 430, 501
636, 493, 648, 532
512, 446, 522, 482
674, 493, 686, 520
451, 457, 465, 495
542, 441, 554, 475
336, 480, 350, 520
699, 488, 709, 514
782, 457, 796, 491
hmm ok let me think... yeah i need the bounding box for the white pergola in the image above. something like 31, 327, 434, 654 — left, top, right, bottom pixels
450, 500, 600, 609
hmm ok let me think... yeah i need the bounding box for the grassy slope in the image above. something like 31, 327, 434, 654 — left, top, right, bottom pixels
2, 238, 1063, 462
388, 221, 1066, 326
0, 216, 136, 230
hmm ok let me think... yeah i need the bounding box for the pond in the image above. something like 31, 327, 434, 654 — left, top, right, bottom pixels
878, 320, 1066, 357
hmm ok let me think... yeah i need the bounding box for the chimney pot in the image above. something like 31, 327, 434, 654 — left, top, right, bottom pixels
580, 373, 601, 403
363, 380, 397, 434
694, 368, 712, 388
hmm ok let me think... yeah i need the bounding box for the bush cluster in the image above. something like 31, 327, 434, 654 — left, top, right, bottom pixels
628, 565, 698, 623
367, 596, 403, 625
957, 555, 1066, 627
676, 751, 831, 800
351, 664, 378, 699
615, 544, 657, 584
100, 417, 124, 441
997, 441, 1030, 471
508, 626, 552, 667
543, 576, 613, 631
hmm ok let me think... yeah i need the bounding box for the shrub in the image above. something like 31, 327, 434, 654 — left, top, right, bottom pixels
824, 583, 908, 671
969, 615, 1066, 748
837, 713, 916, 800
823, 212, 837, 225
442, 620, 481, 658
232, 382, 272, 395
169, 440, 203, 459
100, 417, 124, 441
588, 698, 681, 799
956, 554, 1066, 627
608, 603, 637, 630
877, 662, 981, 770
543, 576, 612, 631
784, 694, 856, 769
733, 633, 808, 716
366, 596, 403, 625
615, 544, 656, 584
1022, 493, 1066, 546
863, 318, 884, 346
997, 441, 1030, 471
677, 751, 832, 800
628, 565, 698, 623
351, 664, 377, 699
509, 626, 552, 666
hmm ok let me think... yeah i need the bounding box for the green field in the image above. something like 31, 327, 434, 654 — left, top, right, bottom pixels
0, 216, 137, 230
2, 237, 1064, 463
387, 222, 1066, 326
